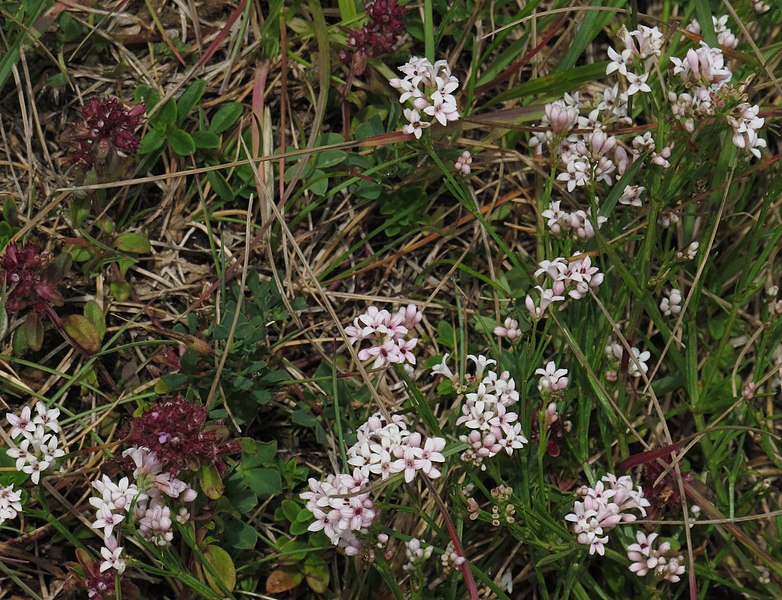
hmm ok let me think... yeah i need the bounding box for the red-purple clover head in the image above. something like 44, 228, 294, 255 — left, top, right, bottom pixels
1, 242, 65, 312
339, 0, 406, 75
123, 395, 240, 476
69, 97, 145, 172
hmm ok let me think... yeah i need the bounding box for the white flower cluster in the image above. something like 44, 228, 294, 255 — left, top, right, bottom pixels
667, 38, 765, 159
345, 304, 422, 368
302, 412, 446, 556
89, 447, 197, 576
606, 25, 665, 95
627, 531, 686, 583
536, 361, 568, 395
728, 103, 766, 160
525, 253, 604, 319
659, 288, 683, 317
0, 484, 22, 525
541, 200, 607, 240
6, 403, 65, 484
347, 412, 446, 483
433, 354, 527, 468
686, 16, 739, 49
531, 89, 671, 201
389, 57, 460, 139
565, 474, 651, 556
402, 537, 434, 572
301, 469, 375, 556
605, 340, 651, 379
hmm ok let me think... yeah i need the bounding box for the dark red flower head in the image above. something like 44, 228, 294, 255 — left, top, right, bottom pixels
0, 242, 64, 312
641, 459, 696, 518
69, 97, 145, 169
340, 0, 406, 75
123, 395, 241, 475
84, 563, 115, 600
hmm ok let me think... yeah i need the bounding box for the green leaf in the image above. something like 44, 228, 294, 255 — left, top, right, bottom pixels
135, 84, 160, 109
291, 409, 317, 427
110, 281, 131, 302
289, 519, 310, 536
70, 195, 90, 228
23, 312, 43, 352
12, 325, 28, 355
695, 2, 717, 46
206, 170, 234, 201
304, 554, 330, 593
114, 231, 151, 254
138, 129, 166, 154
209, 102, 243, 134
244, 468, 282, 498
177, 80, 207, 124
192, 131, 221, 149
306, 170, 328, 196
281, 499, 300, 523
62, 314, 101, 354
84, 300, 106, 339
266, 569, 303, 594
223, 517, 258, 549
203, 545, 236, 594
169, 129, 196, 156
199, 463, 225, 500
152, 100, 177, 130
314, 149, 347, 169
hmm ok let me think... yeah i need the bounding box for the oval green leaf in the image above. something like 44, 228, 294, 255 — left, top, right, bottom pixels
62, 314, 101, 355
203, 545, 236, 594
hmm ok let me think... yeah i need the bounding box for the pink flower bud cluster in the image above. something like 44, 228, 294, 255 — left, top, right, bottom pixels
670, 42, 732, 90
659, 288, 683, 317
5, 402, 65, 484
440, 540, 466, 573
753, 0, 770, 12
389, 57, 460, 138
686, 15, 739, 49
565, 474, 650, 556
541, 200, 607, 240
402, 537, 434, 571
454, 150, 473, 176
493, 317, 522, 341
432, 354, 527, 468
558, 127, 626, 191
626, 531, 686, 583
525, 253, 604, 320
344, 304, 422, 368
